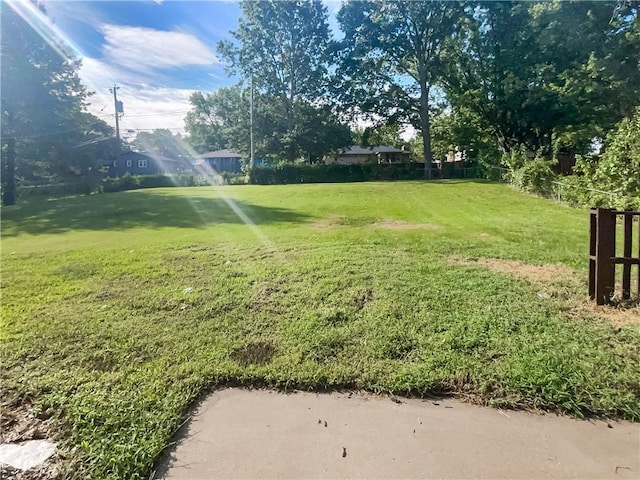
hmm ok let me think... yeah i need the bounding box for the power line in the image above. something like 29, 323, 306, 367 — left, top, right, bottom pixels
124, 127, 185, 131
122, 110, 190, 118
1, 119, 114, 140
71, 136, 116, 149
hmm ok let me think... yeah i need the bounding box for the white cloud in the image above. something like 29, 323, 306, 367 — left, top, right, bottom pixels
100, 24, 218, 74
81, 57, 195, 134
78, 24, 221, 135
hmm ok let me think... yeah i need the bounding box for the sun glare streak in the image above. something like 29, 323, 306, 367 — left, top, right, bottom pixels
5, 0, 109, 93
137, 137, 275, 249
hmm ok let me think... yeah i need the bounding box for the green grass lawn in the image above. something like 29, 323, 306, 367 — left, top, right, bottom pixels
2, 180, 639, 479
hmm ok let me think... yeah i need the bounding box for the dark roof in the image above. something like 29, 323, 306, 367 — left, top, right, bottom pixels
338, 146, 374, 155
373, 146, 406, 154
200, 149, 242, 159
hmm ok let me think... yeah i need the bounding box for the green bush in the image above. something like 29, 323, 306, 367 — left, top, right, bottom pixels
247, 163, 437, 185
581, 109, 639, 209
510, 157, 558, 197
17, 177, 101, 198
101, 174, 140, 193
551, 108, 640, 209
221, 172, 247, 185
101, 174, 200, 193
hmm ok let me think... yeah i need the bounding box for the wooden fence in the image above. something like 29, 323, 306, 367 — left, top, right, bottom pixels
589, 208, 640, 305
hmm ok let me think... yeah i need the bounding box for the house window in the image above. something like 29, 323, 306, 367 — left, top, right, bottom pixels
126, 160, 132, 167
113, 160, 118, 167
138, 159, 148, 168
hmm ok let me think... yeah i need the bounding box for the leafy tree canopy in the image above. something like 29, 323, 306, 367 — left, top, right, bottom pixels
1, 1, 111, 204
217, 0, 333, 161
336, 0, 461, 175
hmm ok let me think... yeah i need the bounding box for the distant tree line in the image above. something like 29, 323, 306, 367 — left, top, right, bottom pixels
2, 1, 638, 205
185, 0, 638, 200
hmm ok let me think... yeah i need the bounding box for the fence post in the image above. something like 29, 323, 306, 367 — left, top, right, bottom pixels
589, 210, 597, 299
590, 208, 616, 305
622, 211, 633, 299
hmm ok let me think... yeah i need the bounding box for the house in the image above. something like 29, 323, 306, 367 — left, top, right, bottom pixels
324, 145, 413, 165
198, 149, 243, 173
107, 151, 184, 177
324, 146, 375, 165
373, 146, 413, 164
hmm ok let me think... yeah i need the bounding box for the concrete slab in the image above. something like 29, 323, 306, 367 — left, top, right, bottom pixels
156, 389, 639, 479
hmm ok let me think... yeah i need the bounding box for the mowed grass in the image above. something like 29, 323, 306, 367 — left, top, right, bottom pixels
2, 181, 639, 478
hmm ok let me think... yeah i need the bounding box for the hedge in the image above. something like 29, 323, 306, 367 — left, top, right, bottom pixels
247, 162, 477, 185
101, 174, 201, 193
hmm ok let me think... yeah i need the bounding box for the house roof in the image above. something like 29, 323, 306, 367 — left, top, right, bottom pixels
200, 149, 242, 159
338, 146, 374, 155
373, 146, 406, 154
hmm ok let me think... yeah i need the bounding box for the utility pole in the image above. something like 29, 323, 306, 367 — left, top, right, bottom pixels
250, 72, 254, 169
109, 84, 121, 155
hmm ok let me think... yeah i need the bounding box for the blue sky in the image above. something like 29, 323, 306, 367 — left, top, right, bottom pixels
38, 0, 342, 137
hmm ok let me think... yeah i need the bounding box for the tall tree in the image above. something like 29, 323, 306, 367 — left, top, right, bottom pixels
337, 1, 460, 177
1, 1, 98, 205
131, 129, 185, 158
183, 91, 227, 153
294, 102, 352, 163
184, 86, 351, 162
217, 0, 332, 161
443, 1, 638, 157
353, 123, 405, 149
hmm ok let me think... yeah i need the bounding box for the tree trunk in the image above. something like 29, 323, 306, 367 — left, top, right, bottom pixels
496, 133, 509, 155
419, 79, 433, 179
287, 78, 296, 162
2, 137, 16, 206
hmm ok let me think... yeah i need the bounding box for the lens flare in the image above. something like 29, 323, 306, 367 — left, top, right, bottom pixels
5, 0, 108, 94
136, 136, 274, 249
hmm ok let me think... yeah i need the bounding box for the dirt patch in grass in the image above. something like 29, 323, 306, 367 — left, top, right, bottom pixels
352, 289, 374, 311
447, 255, 575, 283
371, 219, 440, 231
248, 283, 285, 314
448, 256, 640, 326
231, 341, 276, 367
311, 217, 339, 230
0, 402, 51, 444
311, 217, 439, 231
568, 300, 640, 327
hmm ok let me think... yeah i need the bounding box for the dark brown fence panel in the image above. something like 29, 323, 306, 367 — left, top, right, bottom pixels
589, 208, 640, 305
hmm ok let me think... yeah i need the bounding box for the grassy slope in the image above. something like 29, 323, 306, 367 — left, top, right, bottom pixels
2, 181, 639, 478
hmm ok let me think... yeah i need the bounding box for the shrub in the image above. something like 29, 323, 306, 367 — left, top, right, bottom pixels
510, 157, 557, 197
101, 174, 141, 193
586, 108, 640, 209
101, 174, 201, 193
555, 108, 640, 209
247, 163, 436, 185
221, 172, 247, 185
17, 179, 100, 198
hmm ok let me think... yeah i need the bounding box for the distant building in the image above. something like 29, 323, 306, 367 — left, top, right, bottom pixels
372, 146, 413, 164
198, 149, 243, 173
324, 145, 413, 165
325, 146, 375, 165
105, 151, 184, 177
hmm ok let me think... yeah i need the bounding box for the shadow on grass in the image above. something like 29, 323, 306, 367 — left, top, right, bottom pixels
1, 190, 311, 236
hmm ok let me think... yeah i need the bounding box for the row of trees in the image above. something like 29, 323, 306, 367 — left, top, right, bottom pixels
2, 1, 638, 205
185, 0, 638, 177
